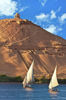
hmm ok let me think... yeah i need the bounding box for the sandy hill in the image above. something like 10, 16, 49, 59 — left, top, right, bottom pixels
0, 13, 66, 79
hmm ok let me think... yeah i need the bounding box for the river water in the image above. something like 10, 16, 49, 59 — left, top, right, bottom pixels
0, 83, 66, 100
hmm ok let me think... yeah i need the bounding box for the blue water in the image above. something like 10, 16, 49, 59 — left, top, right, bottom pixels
0, 83, 66, 100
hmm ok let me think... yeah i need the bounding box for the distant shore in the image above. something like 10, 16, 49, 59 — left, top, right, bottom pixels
0, 75, 66, 84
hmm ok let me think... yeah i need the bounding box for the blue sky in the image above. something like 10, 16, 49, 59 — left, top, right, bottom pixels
0, 0, 66, 39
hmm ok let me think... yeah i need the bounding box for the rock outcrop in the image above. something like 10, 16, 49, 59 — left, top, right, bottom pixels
0, 14, 66, 79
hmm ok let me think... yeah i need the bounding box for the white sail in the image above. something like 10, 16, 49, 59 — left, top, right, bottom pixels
49, 65, 59, 89
23, 60, 34, 87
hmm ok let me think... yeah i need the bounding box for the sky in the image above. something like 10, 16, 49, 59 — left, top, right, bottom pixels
0, 0, 66, 39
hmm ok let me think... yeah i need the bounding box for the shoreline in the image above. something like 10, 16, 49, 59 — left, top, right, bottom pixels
0, 75, 66, 84
0, 81, 66, 84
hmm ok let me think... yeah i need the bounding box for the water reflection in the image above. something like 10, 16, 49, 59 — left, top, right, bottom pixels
0, 83, 66, 100
25, 87, 33, 91
48, 89, 58, 95
24, 87, 34, 100
49, 89, 59, 100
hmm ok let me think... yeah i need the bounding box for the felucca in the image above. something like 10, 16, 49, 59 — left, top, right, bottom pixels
49, 65, 59, 91
23, 60, 34, 88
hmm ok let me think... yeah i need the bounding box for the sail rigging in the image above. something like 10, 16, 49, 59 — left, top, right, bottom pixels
49, 65, 59, 89
23, 60, 34, 88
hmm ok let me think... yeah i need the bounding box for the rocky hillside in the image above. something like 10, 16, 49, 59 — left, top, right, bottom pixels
0, 13, 66, 79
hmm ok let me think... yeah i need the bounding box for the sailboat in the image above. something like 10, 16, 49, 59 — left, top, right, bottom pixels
23, 60, 34, 88
48, 65, 59, 91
